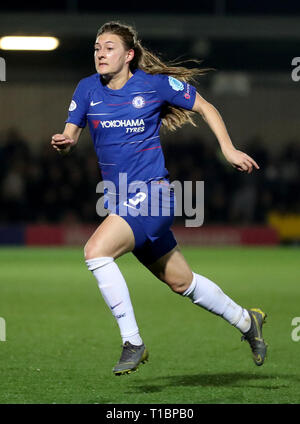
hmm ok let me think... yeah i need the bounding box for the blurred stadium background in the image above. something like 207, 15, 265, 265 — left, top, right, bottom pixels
0, 0, 300, 247
1, 1, 300, 405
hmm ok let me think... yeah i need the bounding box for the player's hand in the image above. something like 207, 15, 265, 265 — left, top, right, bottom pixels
51, 134, 75, 154
221, 146, 259, 174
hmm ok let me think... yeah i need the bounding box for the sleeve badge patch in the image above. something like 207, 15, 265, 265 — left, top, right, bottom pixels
69, 100, 77, 111
168, 76, 184, 91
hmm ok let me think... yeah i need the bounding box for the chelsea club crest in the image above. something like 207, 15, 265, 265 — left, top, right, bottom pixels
132, 96, 146, 109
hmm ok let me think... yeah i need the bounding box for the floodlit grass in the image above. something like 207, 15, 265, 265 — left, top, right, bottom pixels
0, 246, 299, 404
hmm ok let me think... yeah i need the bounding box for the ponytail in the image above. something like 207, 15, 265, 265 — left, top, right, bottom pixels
97, 22, 210, 131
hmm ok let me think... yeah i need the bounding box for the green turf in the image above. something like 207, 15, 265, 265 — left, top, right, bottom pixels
0, 246, 299, 404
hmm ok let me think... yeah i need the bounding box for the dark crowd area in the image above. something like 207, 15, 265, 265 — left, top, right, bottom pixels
0, 128, 299, 226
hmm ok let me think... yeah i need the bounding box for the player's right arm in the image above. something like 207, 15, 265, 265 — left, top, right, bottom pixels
51, 77, 89, 154
51, 123, 82, 155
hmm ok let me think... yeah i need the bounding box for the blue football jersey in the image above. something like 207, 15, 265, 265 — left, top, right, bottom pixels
66, 69, 196, 195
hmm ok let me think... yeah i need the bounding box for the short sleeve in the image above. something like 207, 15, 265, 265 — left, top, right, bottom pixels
65, 79, 89, 128
154, 74, 196, 110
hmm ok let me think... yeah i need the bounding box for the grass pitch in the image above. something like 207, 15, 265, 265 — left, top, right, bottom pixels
0, 246, 299, 404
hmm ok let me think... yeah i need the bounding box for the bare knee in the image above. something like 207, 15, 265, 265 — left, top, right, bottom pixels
84, 216, 135, 261
147, 247, 194, 295
84, 239, 106, 260
163, 272, 193, 295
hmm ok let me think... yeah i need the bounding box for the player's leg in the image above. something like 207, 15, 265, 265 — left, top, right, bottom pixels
84, 213, 135, 260
146, 245, 251, 330
145, 244, 267, 365
84, 214, 148, 375
144, 245, 193, 293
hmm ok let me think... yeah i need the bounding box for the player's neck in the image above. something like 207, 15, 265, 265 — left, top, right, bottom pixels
103, 69, 133, 90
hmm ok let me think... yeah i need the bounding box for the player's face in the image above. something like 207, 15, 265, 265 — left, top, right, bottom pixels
94, 33, 132, 76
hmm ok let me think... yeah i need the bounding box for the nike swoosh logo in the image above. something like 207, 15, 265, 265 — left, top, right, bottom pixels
111, 301, 123, 310
253, 314, 262, 339
90, 100, 103, 106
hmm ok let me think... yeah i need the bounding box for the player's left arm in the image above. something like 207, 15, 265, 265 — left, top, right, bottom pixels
192, 92, 259, 173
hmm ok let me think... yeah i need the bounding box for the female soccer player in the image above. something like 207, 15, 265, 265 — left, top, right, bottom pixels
51, 22, 267, 375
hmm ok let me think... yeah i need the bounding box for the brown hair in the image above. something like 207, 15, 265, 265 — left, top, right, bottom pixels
97, 21, 209, 131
